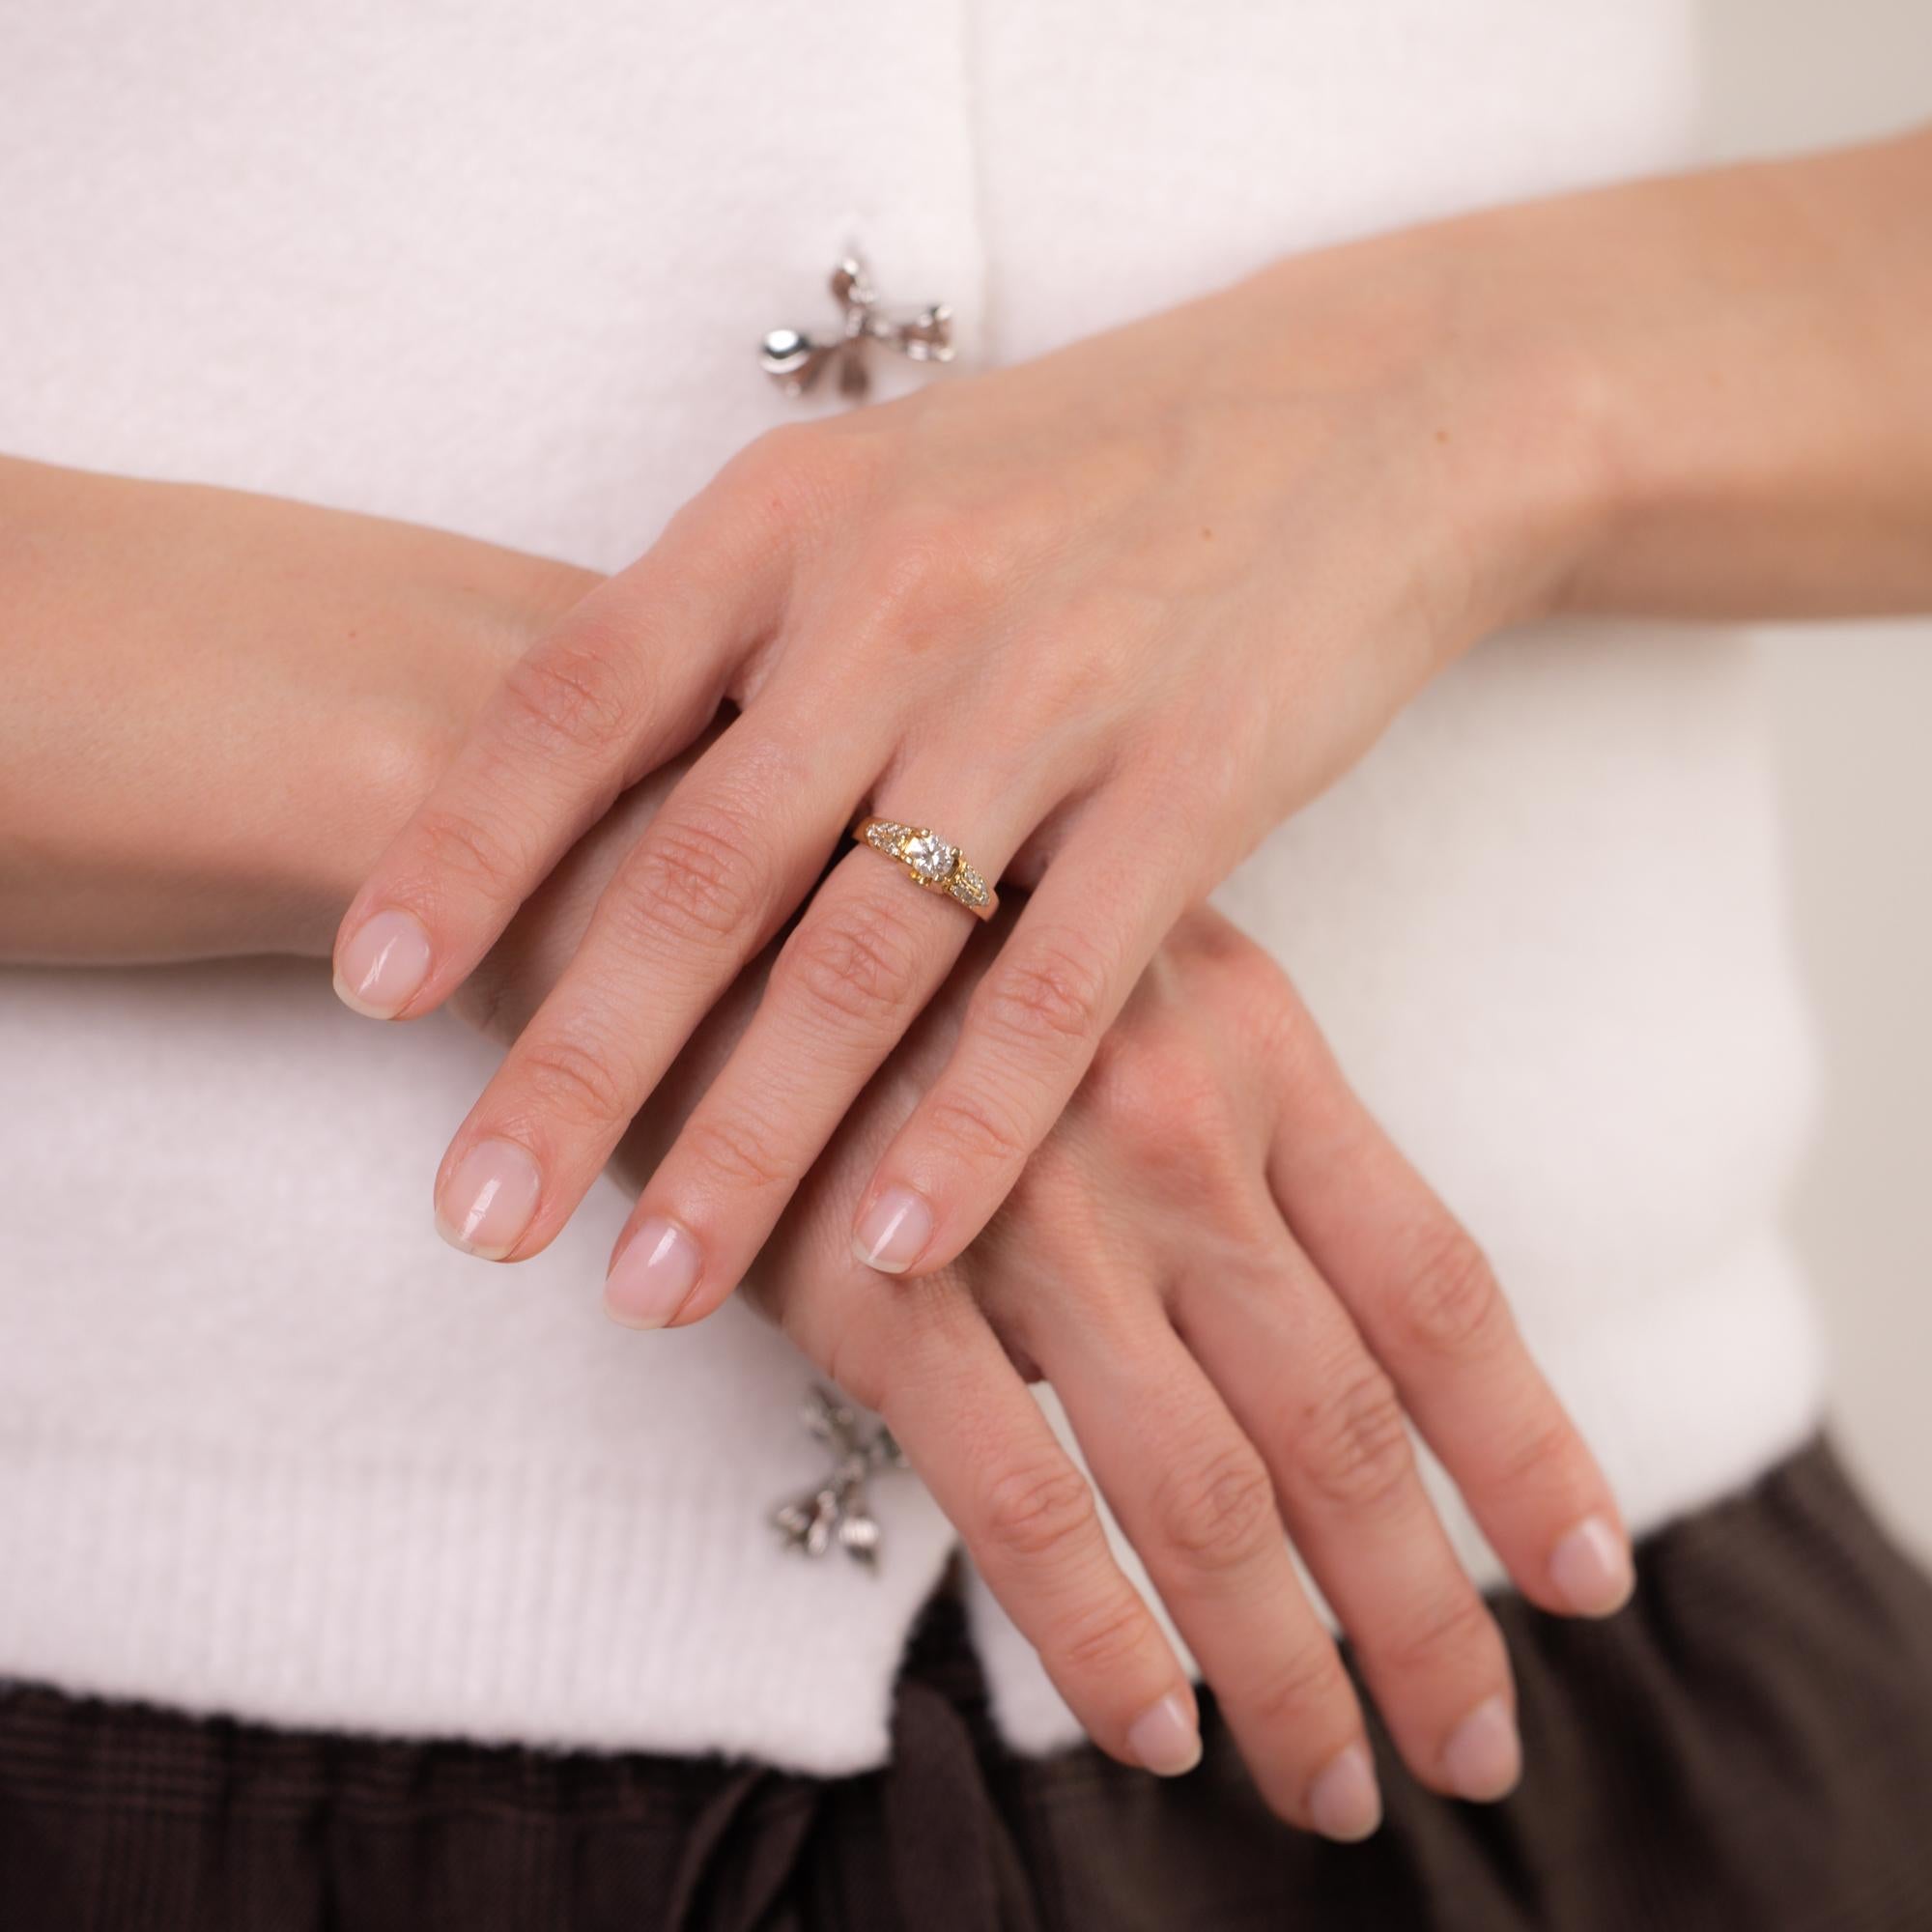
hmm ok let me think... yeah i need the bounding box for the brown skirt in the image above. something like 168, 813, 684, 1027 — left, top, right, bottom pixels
4, 1433, 1931, 1932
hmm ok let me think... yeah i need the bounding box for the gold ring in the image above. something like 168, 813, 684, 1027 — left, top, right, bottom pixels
853, 814, 998, 920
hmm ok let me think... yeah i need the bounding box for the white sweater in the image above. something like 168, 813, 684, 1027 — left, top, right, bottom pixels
0, 0, 1825, 1773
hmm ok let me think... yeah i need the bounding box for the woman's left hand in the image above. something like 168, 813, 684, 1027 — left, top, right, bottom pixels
335, 221, 1593, 1296
452, 741, 1631, 1835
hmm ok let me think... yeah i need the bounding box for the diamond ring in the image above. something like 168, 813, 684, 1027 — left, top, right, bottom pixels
854, 814, 998, 920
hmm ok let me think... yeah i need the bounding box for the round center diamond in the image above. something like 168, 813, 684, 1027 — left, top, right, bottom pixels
903, 833, 958, 884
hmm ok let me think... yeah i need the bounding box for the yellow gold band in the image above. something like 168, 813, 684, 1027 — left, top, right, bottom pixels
852, 814, 998, 920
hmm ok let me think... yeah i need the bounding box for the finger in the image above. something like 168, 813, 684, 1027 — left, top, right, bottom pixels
1264, 995, 1634, 1620
1035, 1285, 1382, 1840
332, 503, 790, 1024
848, 808, 1192, 1279
603, 774, 1048, 1330
430, 706, 869, 1262
1176, 1220, 1521, 1806
876, 1281, 1203, 1779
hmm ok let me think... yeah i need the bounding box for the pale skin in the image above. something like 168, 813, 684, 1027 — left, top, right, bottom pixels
335, 129, 1932, 1324
2, 456, 1629, 1839
454, 740, 1632, 1835
6, 124, 1930, 1836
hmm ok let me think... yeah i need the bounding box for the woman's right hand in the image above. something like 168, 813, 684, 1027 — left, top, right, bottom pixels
459, 753, 1634, 1841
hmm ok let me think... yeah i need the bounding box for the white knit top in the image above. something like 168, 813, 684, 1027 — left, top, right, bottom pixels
0, 0, 1825, 1773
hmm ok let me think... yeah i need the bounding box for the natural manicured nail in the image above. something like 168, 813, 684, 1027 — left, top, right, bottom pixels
1442, 1695, 1520, 1802
1549, 1514, 1634, 1617
605, 1215, 703, 1329
851, 1186, 934, 1274
1126, 1691, 1203, 1777
1307, 1742, 1382, 1842
334, 908, 432, 1019
435, 1138, 543, 1260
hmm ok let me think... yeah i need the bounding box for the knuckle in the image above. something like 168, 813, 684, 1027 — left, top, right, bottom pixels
978, 1460, 1100, 1566
736, 420, 819, 490
1491, 1408, 1582, 1494
1017, 600, 1142, 722
1049, 1594, 1155, 1680
922, 1086, 1033, 1177
1388, 1222, 1505, 1360
1082, 1029, 1163, 1139
513, 1028, 635, 1131
622, 799, 767, 945
774, 895, 925, 1030
867, 513, 1006, 628
1247, 1638, 1349, 1733
1386, 1587, 1497, 1682
500, 639, 638, 757
1295, 1364, 1416, 1517
681, 1110, 790, 1195
414, 805, 524, 900
978, 929, 1113, 1054
735, 419, 862, 499
1152, 1440, 1279, 1576
1091, 1033, 1236, 1175
717, 425, 864, 551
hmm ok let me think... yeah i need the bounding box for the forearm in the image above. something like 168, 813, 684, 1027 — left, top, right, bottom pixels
0, 457, 593, 962
1233, 124, 1932, 635
1533, 124, 1932, 618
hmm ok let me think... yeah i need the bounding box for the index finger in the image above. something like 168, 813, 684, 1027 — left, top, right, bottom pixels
331, 506, 787, 1024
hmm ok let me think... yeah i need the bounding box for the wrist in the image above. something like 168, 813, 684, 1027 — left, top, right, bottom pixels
1430, 218, 1626, 636
1441, 130, 1932, 624
0, 456, 599, 962
1225, 211, 1619, 660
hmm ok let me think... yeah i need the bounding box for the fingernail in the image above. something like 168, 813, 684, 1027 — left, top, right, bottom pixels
1549, 1513, 1634, 1617
1126, 1692, 1203, 1777
1442, 1695, 1520, 1802
434, 1138, 543, 1260
334, 908, 432, 1019
851, 1186, 934, 1275
1308, 1742, 1382, 1842
605, 1215, 703, 1328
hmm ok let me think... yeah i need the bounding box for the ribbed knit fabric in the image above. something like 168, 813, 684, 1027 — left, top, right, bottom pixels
0, 0, 1827, 1772
9, 1438, 1932, 1931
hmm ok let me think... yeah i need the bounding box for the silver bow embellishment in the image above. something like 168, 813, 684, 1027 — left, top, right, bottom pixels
759, 256, 953, 403
770, 1383, 908, 1570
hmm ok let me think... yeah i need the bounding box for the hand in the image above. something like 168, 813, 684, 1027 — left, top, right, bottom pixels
456, 753, 1634, 1841
0, 453, 596, 961
333, 219, 1597, 1294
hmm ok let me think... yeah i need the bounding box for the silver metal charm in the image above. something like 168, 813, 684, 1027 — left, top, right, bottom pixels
759, 256, 953, 403
770, 1383, 908, 1570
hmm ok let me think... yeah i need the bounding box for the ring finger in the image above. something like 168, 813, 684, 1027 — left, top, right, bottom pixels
601, 769, 1055, 1325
